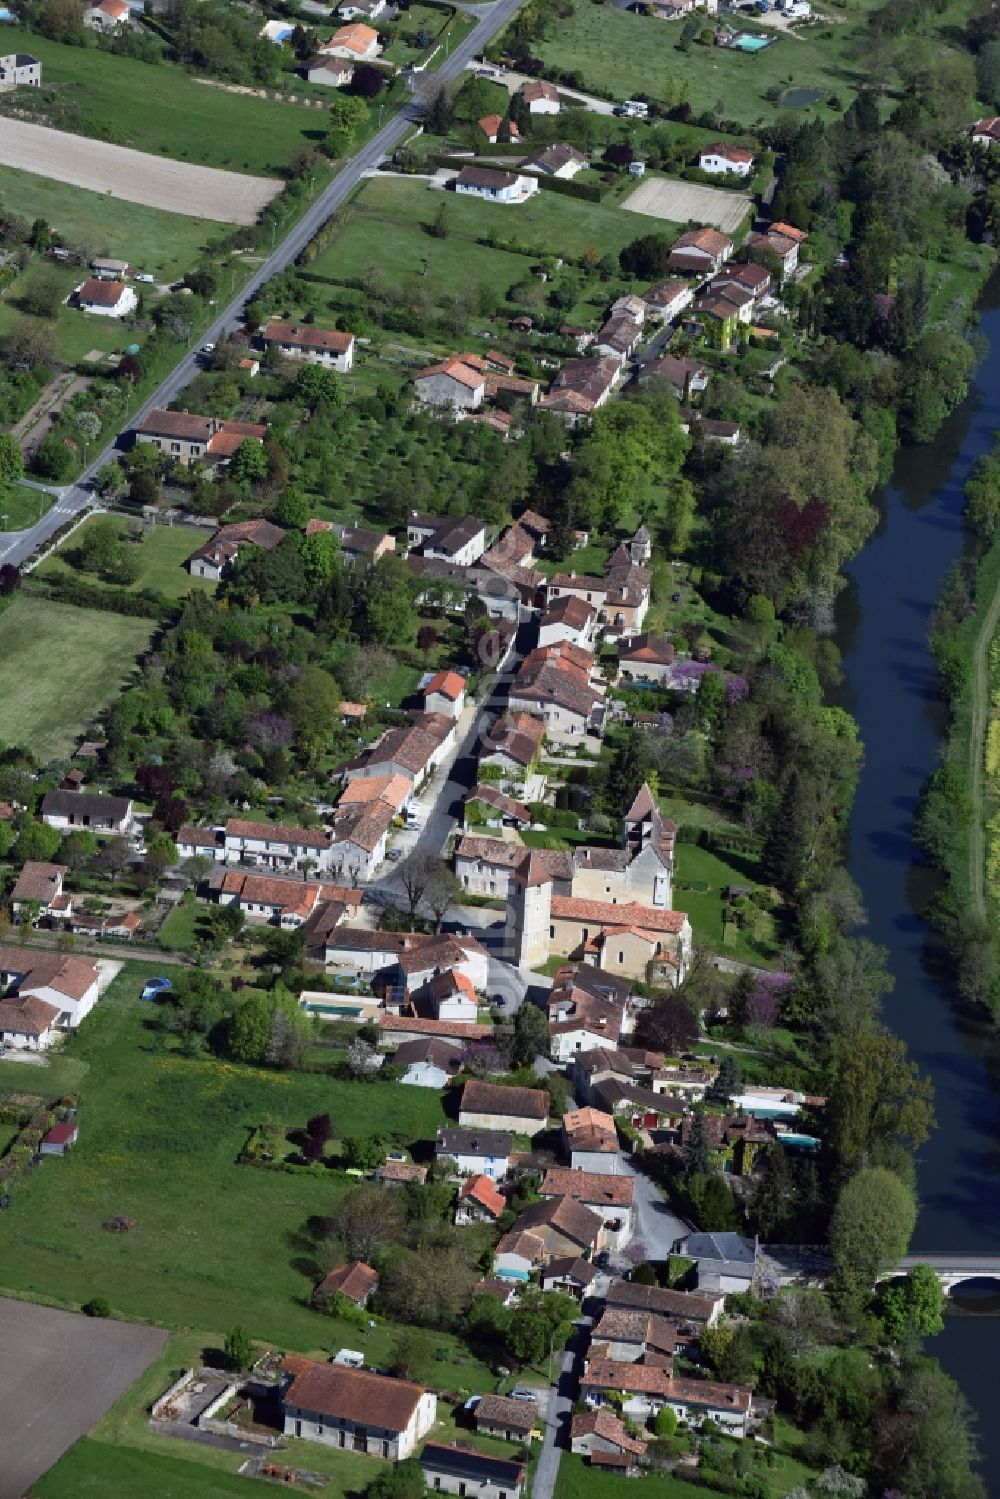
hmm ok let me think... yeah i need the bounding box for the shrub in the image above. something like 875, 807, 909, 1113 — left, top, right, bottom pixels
83, 1297, 112, 1317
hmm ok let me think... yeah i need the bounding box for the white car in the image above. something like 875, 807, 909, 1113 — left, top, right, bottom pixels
201, 342, 216, 355
135, 273, 157, 284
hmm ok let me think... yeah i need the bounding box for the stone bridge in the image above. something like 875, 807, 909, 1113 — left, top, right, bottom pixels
764, 1247, 1000, 1295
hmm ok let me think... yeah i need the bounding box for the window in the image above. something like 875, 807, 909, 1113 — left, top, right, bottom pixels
170, 442, 180, 453
618, 951, 625, 965
550, 925, 555, 938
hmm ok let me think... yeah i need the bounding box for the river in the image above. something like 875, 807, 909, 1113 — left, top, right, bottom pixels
834, 278, 1000, 1491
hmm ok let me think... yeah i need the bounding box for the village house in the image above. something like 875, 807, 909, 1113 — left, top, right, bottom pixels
570, 1408, 648, 1467
177, 817, 336, 874
517, 78, 560, 113
0, 52, 41, 88
186, 516, 285, 580
580, 1360, 673, 1421
394, 1036, 464, 1088
90, 257, 130, 282
747, 220, 807, 278
513, 1195, 603, 1260
11, 862, 71, 923
454, 837, 568, 901
328, 797, 396, 883
670, 1230, 760, 1293
641, 353, 710, 400
562, 1106, 619, 1170
334, 524, 395, 564
698, 142, 754, 177
262, 320, 355, 371
453, 166, 539, 203
481, 710, 544, 782
459, 1079, 550, 1136
540, 1168, 635, 1251
421, 1444, 526, 1499
538, 594, 595, 650
464, 784, 531, 830
687, 292, 741, 350
405, 949, 486, 1008
423, 669, 467, 719
84, 0, 131, 29
319, 21, 382, 57
377, 1159, 428, 1186
40, 790, 133, 835
494, 1228, 546, 1280
604, 1278, 724, 1327
281, 1359, 436, 1457
548, 981, 626, 1062
413, 357, 486, 411
588, 1306, 688, 1363
479, 113, 521, 144
135, 411, 268, 474
455, 1173, 507, 1225
0, 947, 101, 1050
342, 714, 453, 786
667, 227, 733, 275
542, 1255, 601, 1299
211, 870, 361, 929
640, 278, 695, 323
506, 641, 605, 743
306, 55, 354, 86
71, 909, 141, 942
973, 115, 1000, 144
618, 633, 675, 684
313, 1260, 379, 1308
539, 356, 621, 425
436, 1126, 512, 1180
524, 143, 588, 178
473, 1393, 536, 1443
710, 260, 772, 302
77, 278, 137, 318
592, 313, 643, 363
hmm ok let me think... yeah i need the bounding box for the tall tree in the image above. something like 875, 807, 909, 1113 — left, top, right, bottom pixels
830, 1167, 916, 1290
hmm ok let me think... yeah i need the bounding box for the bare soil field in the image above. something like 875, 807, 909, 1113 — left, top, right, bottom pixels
621, 176, 750, 234
0, 1296, 167, 1498
0, 119, 280, 225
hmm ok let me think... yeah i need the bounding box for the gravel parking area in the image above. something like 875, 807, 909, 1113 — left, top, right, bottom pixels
622, 176, 751, 234
0, 1296, 167, 1499
0, 120, 280, 225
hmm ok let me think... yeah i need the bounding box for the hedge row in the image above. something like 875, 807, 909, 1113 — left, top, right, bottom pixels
33, 576, 170, 619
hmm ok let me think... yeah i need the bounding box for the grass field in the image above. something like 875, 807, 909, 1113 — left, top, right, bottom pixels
0, 594, 156, 761
30, 1439, 273, 1499
0, 962, 464, 1352
0, 483, 54, 531
531, 8, 865, 124
0, 166, 222, 281
12, 34, 325, 176
36, 516, 214, 600
0, 259, 141, 366
308, 177, 671, 294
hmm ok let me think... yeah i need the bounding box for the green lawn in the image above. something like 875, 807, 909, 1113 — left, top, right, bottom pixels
12, 33, 325, 176
0, 166, 219, 281
0, 962, 459, 1350
156, 898, 212, 952
0, 482, 54, 531
554, 1454, 727, 1499
36, 515, 214, 600
531, 8, 864, 124
0, 594, 156, 762
0, 258, 139, 367
674, 841, 780, 964
30, 1440, 267, 1499
308, 177, 665, 293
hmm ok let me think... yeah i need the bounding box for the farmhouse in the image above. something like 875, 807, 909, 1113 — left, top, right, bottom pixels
320, 21, 382, 57
77, 277, 136, 318
263, 320, 355, 371
517, 79, 560, 113
453, 166, 539, 203
186, 517, 285, 580
421, 1444, 525, 1499
91, 256, 129, 280
698, 142, 754, 177
281, 1359, 436, 1457
459, 1079, 549, 1136
135, 411, 268, 474
40, 790, 132, 834
539, 356, 621, 425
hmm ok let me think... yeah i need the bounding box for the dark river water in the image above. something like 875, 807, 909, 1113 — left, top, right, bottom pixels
833, 279, 1000, 1492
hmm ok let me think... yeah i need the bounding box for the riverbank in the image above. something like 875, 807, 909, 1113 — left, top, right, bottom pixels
835, 270, 1000, 1496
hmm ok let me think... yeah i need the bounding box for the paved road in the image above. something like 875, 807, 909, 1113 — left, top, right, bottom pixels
532, 1314, 591, 1499
1, 0, 526, 570
616, 1153, 691, 1263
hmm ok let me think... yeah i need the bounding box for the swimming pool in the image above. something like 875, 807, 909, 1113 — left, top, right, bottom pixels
734, 33, 771, 50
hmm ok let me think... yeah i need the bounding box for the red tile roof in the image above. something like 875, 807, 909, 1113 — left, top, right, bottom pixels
461, 1079, 549, 1121
79, 277, 127, 307
264, 320, 353, 354
282, 1359, 425, 1429
315, 1260, 379, 1305
459, 1173, 506, 1217
426, 669, 466, 701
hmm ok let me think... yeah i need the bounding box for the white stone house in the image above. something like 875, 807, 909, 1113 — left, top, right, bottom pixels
281, 1360, 436, 1458
77, 278, 137, 318
262, 320, 354, 371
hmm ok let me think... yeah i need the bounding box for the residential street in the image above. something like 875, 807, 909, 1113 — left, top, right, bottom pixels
532, 1315, 591, 1499
0, 0, 528, 570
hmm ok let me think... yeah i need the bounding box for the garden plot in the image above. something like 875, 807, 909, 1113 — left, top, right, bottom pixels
621, 176, 750, 234
0, 119, 280, 224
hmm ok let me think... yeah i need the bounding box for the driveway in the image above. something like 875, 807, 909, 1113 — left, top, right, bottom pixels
465, 59, 615, 114
617, 1152, 691, 1263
